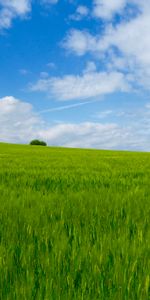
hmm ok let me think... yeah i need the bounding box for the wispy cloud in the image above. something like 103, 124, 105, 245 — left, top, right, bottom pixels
30, 67, 129, 101
39, 99, 98, 114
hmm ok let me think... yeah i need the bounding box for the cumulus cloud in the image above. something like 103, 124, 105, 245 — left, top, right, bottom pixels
63, 29, 98, 56
25, 120, 150, 151
92, 0, 150, 20
0, 0, 58, 30
70, 5, 89, 21
83, 61, 97, 74
30, 68, 129, 101
39, 122, 123, 148
0, 96, 43, 143
1, 95, 150, 151
0, 0, 31, 29
93, 0, 127, 19
64, 0, 150, 90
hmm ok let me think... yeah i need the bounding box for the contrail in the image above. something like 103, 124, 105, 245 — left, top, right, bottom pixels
39, 99, 98, 114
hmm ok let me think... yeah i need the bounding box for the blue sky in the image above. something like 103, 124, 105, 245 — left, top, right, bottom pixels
0, 0, 150, 150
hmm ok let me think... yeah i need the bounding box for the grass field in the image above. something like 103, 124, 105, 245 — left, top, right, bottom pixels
0, 142, 150, 299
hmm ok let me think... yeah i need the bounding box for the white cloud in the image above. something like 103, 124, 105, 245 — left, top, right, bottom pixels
40, 0, 58, 5
92, 0, 150, 20
39, 122, 124, 148
77, 5, 89, 16
31, 69, 129, 101
63, 29, 98, 56
96, 6, 150, 89
70, 5, 89, 21
1, 95, 150, 151
93, 0, 126, 19
83, 61, 97, 73
0, 0, 31, 29
0, 0, 58, 30
0, 0, 31, 14
0, 96, 43, 143
97, 14, 150, 66
25, 119, 150, 150
64, 0, 150, 90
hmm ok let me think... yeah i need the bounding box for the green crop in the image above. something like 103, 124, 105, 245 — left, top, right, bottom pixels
0, 143, 150, 299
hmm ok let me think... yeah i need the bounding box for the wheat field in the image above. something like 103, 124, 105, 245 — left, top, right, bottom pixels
0, 143, 150, 299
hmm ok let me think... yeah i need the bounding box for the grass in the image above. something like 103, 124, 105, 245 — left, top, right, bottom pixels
0, 142, 150, 299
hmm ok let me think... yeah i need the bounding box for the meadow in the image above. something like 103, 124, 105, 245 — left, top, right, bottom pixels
0, 142, 150, 299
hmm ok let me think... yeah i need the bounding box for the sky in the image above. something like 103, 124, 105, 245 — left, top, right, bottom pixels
0, 0, 150, 150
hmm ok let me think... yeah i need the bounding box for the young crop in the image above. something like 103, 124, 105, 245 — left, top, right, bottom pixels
0, 143, 150, 299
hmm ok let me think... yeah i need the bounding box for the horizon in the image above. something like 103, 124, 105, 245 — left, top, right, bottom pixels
1, 141, 149, 154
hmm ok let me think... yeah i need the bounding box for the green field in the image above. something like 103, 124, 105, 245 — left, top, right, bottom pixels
0, 143, 150, 299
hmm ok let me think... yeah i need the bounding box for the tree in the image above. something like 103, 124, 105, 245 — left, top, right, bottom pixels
30, 139, 47, 146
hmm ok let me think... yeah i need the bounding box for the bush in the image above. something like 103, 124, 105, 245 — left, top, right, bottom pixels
30, 139, 47, 146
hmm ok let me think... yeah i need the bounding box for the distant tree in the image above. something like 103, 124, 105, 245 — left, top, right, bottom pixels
30, 139, 47, 146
